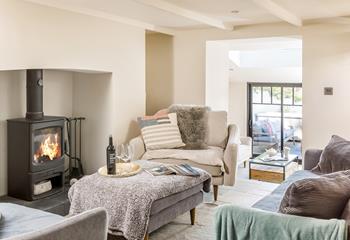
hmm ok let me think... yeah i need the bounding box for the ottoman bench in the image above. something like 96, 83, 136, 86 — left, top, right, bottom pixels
146, 182, 204, 239
69, 161, 211, 240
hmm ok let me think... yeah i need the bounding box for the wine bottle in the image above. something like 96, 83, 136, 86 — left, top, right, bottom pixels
106, 135, 116, 175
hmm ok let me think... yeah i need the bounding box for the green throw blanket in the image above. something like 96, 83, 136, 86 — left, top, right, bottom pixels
215, 205, 348, 240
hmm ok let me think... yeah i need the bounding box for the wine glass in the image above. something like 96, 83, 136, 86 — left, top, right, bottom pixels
116, 144, 123, 163
121, 143, 131, 163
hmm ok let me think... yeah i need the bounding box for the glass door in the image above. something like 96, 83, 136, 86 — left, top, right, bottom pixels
248, 83, 302, 158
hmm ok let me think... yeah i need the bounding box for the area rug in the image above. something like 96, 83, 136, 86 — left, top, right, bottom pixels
149, 179, 277, 240
108, 169, 277, 240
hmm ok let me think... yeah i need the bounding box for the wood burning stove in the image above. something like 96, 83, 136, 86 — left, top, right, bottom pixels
7, 69, 65, 201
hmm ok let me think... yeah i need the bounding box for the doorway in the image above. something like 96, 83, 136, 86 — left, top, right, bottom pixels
248, 83, 302, 158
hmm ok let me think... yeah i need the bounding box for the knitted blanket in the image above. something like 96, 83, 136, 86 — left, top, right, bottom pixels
68, 161, 211, 240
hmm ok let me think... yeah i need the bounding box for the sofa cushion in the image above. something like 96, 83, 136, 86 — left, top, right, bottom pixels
341, 199, 350, 223
142, 147, 224, 171
278, 170, 350, 219
341, 199, 350, 239
207, 111, 228, 148
168, 105, 209, 150
147, 158, 223, 176
138, 113, 185, 150
0, 203, 63, 239
253, 170, 319, 212
312, 135, 350, 174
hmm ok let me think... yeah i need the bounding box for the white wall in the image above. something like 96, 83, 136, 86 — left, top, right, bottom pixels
0, 0, 146, 196
172, 22, 350, 152
303, 30, 350, 150
205, 41, 230, 111
173, 23, 300, 105
230, 67, 302, 83
228, 81, 247, 136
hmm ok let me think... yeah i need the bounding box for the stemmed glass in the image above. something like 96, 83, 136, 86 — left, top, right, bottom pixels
120, 143, 133, 163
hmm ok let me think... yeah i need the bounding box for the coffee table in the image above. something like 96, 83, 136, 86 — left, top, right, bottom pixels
249, 152, 298, 183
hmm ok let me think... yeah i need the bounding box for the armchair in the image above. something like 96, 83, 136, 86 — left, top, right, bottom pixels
130, 115, 252, 201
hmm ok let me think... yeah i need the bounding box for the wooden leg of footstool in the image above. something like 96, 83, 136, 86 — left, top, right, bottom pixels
190, 208, 196, 225
213, 185, 218, 201
144, 233, 149, 240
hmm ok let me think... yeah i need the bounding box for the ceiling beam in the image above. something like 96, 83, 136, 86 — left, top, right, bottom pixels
253, 0, 302, 26
24, 0, 176, 35
135, 0, 233, 30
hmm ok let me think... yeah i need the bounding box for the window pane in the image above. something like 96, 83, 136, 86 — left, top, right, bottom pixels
294, 87, 302, 105
272, 87, 281, 104
283, 87, 293, 105
262, 87, 271, 104
253, 87, 261, 103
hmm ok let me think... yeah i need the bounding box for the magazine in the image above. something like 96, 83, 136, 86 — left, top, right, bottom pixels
145, 164, 200, 177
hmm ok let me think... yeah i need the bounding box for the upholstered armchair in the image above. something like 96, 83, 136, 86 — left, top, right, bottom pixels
129, 111, 252, 201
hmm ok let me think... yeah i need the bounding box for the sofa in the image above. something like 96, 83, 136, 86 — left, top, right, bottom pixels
252, 149, 323, 211
0, 204, 108, 240
130, 111, 252, 201
215, 149, 350, 240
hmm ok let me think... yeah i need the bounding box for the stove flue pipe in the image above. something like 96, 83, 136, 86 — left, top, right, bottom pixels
26, 69, 44, 120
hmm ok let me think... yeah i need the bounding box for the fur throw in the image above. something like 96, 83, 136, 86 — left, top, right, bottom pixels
168, 104, 210, 149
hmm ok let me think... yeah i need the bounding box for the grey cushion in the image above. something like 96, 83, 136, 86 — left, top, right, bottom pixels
279, 170, 350, 219
253, 170, 319, 212
207, 111, 228, 148
342, 199, 350, 223
168, 105, 209, 150
341, 199, 350, 238
312, 135, 350, 174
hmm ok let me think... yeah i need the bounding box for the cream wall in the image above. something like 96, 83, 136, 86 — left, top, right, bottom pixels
303, 29, 350, 151
205, 41, 230, 111
173, 23, 300, 105
228, 81, 247, 136
145, 33, 174, 115
172, 23, 350, 152
0, 0, 146, 196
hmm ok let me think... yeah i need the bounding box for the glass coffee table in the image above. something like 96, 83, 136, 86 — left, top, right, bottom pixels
249, 152, 298, 183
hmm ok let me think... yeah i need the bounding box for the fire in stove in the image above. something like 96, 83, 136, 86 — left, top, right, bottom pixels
33, 128, 62, 165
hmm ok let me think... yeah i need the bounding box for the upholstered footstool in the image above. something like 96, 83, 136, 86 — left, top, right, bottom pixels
146, 182, 204, 239
69, 161, 211, 240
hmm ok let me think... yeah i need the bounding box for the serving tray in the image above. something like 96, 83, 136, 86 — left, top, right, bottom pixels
98, 163, 142, 178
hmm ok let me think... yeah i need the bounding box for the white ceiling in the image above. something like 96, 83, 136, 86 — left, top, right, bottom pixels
26, 0, 350, 34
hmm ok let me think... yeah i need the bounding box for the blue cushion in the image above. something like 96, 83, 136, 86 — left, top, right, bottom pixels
0, 203, 63, 239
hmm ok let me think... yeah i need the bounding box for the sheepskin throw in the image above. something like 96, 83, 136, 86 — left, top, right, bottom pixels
169, 104, 210, 150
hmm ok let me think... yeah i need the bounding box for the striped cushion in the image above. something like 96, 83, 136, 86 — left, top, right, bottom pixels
138, 113, 185, 150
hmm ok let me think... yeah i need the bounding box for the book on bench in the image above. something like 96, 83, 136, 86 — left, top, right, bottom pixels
145, 164, 200, 177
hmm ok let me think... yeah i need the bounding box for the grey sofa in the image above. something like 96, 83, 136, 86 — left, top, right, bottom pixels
0, 203, 108, 240
253, 149, 322, 211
